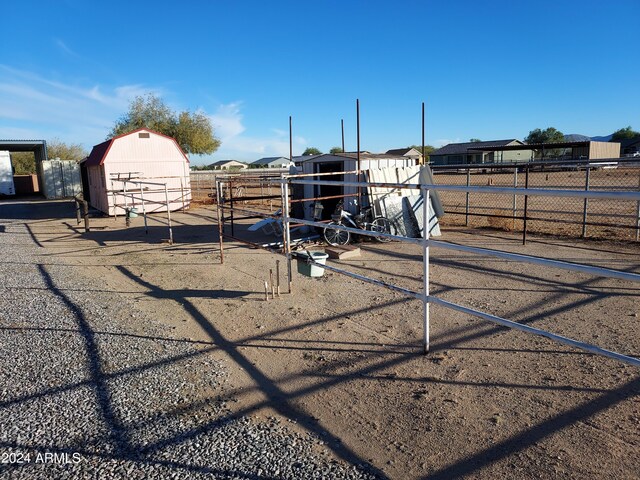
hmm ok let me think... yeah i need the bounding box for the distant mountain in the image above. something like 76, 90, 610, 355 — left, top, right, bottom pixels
564, 134, 591, 142
591, 134, 613, 142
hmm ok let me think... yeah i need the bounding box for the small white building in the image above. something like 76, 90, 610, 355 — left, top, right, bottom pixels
252, 156, 294, 168
81, 128, 191, 215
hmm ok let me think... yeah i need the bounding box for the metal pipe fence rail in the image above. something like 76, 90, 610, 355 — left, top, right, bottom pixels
431, 159, 640, 241
190, 168, 294, 204
109, 178, 182, 244
215, 177, 289, 265
214, 172, 375, 263
277, 176, 640, 368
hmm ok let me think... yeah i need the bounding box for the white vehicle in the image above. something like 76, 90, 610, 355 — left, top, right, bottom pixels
0, 151, 15, 196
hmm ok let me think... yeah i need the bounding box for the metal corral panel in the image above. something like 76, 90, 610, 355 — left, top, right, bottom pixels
84, 129, 191, 215
41, 160, 82, 199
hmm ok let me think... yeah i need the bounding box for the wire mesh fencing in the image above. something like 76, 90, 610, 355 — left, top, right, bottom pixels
432, 160, 640, 241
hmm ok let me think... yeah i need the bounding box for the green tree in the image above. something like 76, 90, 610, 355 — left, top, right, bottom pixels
303, 147, 322, 155
10, 152, 36, 175
469, 138, 482, 143
611, 126, 640, 142
47, 138, 88, 160
329, 146, 343, 154
110, 94, 220, 155
524, 127, 564, 144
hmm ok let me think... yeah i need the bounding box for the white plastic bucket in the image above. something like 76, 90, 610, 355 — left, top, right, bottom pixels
296, 251, 329, 277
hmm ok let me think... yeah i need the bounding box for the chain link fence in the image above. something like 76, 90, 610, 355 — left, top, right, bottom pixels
432, 159, 640, 241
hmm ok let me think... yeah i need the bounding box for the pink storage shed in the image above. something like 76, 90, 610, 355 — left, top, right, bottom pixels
81, 129, 191, 215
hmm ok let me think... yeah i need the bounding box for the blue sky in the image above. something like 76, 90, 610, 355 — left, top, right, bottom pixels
1, 0, 639, 164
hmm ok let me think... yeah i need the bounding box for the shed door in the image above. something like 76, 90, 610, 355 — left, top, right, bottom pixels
314, 161, 344, 219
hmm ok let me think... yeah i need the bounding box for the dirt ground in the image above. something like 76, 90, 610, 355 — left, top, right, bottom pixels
20, 200, 640, 479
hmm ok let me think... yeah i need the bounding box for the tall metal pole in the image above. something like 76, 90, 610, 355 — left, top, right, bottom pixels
421, 102, 425, 166
289, 115, 293, 162
422, 186, 430, 354
356, 99, 361, 205
341, 119, 345, 152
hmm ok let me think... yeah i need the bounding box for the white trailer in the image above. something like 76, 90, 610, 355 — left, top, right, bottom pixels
0, 151, 15, 196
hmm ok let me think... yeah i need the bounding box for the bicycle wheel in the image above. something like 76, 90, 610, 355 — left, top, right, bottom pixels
370, 217, 393, 242
323, 221, 350, 246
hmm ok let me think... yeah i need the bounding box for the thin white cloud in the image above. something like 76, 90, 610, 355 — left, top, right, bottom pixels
206, 102, 307, 162
0, 65, 162, 147
210, 102, 246, 139
0, 65, 306, 161
54, 38, 80, 58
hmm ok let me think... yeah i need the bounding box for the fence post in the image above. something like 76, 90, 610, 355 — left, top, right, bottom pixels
164, 184, 174, 244
229, 179, 235, 237
75, 197, 81, 225
82, 199, 90, 233
513, 168, 518, 229
465, 169, 470, 226
282, 177, 293, 293
216, 179, 224, 264
523, 166, 529, 245
582, 166, 591, 238
139, 185, 148, 234
636, 173, 640, 242
180, 177, 186, 212
421, 186, 430, 354
111, 179, 118, 220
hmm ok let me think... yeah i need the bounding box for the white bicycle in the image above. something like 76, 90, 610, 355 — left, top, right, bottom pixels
323, 200, 393, 246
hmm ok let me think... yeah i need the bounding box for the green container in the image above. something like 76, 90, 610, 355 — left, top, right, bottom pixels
296, 251, 329, 277
126, 207, 139, 218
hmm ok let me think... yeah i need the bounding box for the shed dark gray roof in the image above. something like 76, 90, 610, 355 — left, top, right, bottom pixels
431, 139, 524, 156
0, 139, 48, 163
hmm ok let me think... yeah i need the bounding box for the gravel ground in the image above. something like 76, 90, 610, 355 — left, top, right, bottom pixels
0, 213, 378, 479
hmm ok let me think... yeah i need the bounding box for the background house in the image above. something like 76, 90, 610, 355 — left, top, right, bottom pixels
81, 128, 191, 215
386, 147, 423, 163
208, 160, 247, 170
621, 137, 640, 157
429, 140, 531, 165
252, 156, 294, 168
480, 140, 621, 162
